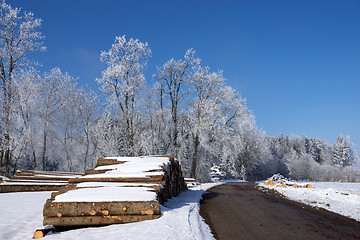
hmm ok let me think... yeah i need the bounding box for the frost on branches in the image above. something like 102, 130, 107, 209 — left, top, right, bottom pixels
332, 134, 354, 168
0, 0, 45, 176
97, 35, 151, 156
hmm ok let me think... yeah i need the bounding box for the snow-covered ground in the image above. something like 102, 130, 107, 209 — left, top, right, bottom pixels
258, 180, 360, 221
0, 183, 221, 240
0, 191, 53, 240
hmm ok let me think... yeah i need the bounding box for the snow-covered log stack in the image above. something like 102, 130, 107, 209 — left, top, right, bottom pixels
184, 178, 199, 188
263, 174, 314, 189
0, 170, 83, 193
42, 155, 187, 227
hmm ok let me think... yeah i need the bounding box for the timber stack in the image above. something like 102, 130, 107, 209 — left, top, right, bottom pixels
0, 170, 83, 193
184, 178, 199, 188
41, 155, 187, 230
263, 174, 314, 189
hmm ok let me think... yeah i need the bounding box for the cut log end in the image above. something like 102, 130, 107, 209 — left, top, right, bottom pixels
33, 227, 55, 239
33, 230, 44, 239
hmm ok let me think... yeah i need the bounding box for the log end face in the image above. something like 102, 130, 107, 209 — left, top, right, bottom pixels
33, 230, 44, 239
33, 227, 55, 239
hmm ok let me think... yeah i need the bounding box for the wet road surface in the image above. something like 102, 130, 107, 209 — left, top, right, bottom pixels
200, 182, 360, 240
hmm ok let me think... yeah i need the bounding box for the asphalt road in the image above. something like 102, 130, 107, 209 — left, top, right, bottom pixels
199, 182, 360, 240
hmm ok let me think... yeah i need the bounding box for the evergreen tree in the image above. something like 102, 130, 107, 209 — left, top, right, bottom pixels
332, 134, 353, 168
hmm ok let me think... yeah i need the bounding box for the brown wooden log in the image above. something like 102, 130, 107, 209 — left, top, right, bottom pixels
43, 201, 160, 217
3, 179, 68, 184
16, 170, 83, 176
50, 184, 78, 199
158, 158, 187, 203
149, 155, 175, 161
85, 169, 111, 175
185, 178, 197, 183
43, 215, 160, 226
95, 158, 126, 167
15, 171, 35, 176
33, 226, 55, 239
0, 184, 63, 193
11, 175, 75, 181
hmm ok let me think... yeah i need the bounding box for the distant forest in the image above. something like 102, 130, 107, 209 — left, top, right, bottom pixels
0, 1, 359, 181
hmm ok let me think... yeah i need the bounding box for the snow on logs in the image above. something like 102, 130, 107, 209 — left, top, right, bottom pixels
263, 174, 314, 189
184, 178, 199, 188
42, 155, 187, 229
0, 170, 83, 193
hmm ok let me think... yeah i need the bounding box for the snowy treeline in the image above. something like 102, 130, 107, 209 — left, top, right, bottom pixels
0, 66, 99, 174
268, 134, 359, 182
0, 1, 359, 181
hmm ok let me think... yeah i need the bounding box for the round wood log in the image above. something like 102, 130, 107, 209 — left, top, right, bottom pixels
33, 227, 55, 239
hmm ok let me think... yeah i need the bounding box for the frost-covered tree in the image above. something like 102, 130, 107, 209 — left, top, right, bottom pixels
332, 134, 354, 168
38, 69, 69, 170
75, 89, 99, 171
267, 135, 290, 176
0, 0, 45, 175
0, 63, 100, 174
92, 110, 125, 158
188, 66, 226, 178
11, 68, 40, 172
136, 86, 172, 155
197, 86, 265, 180
97, 35, 151, 156
154, 49, 200, 157
285, 149, 314, 180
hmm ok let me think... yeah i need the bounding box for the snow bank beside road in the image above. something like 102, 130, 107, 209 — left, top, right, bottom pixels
258, 180, 360, 221
0, 183, 221, 240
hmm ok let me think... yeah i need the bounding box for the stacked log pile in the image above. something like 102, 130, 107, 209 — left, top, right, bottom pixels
42, 155, 187, 229
263, 174, 314, 189
184, 178, 199, 188
0, 170, 83, 193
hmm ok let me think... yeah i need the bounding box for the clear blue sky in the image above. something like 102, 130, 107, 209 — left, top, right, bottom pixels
10, 0, 360, 151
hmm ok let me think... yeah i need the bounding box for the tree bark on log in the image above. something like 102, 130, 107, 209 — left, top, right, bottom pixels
10, 176, 76, 181
43, 201, 160, 217
95, 158, 125, 167
43, 215, 160, 226
0, 184, 63, 193
16, 170, 83, 176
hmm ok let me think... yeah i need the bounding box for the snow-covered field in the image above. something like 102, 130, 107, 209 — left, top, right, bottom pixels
0, 183, 221, 240
258, 180, 360, 221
